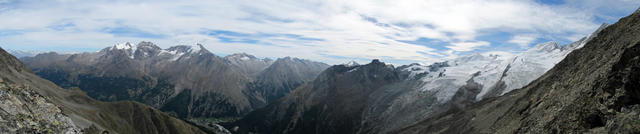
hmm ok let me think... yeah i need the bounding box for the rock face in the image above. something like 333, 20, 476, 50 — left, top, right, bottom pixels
0, 47, 206, 133
21, 42, 329, 118
398, 9, 640, 134
0, 83, 80, 133
228, 22, 610, 134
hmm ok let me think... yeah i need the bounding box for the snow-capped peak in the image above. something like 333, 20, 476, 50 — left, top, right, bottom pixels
113, 42, 134, 50
192, 44, 204, 52
239, 56, 250, 61
158, 44, 208, 61
110, 42, 137, 59
343, 61, 360, 67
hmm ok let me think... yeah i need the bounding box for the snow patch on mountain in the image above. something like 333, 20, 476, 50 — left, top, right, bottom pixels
114, 42, 134, 50
240, 56, 250, 61
157, 44, 206, 61
160, 49, 185, 61
414, 53, 506, 102
343, 61, 360, 67
109, 42, 138, 59
402, 64, 428, 78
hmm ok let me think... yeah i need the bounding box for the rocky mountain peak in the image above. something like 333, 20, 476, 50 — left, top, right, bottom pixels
136, 41, 161, 49
369, 59, 385, 65
166, 45, 201, 54
225, 53, 258, 61
275, 56, 309, 64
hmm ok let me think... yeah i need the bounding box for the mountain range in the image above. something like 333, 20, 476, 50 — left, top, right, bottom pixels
227, 23, 612, 133
21, 42, 329, 119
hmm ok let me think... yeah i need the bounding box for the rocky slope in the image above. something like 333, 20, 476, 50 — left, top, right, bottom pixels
21, 42, 329, 118
0, 47, 206, 133
398, 8, 640, 134
227, 21, 610, 134
0, 82, 80, 133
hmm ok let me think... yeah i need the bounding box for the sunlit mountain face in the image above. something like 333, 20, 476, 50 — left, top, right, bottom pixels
1, 0, 640, 134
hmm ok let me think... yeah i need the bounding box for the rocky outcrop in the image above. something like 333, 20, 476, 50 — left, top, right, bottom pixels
0, 83, 80, 133
398, 8, 640, 134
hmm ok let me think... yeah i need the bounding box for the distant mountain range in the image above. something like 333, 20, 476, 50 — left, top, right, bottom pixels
227, 23, 611, 133
20, 42, 329, 119
6, 49, 44, 58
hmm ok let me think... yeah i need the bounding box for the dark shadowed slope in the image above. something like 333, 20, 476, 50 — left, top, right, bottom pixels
398, 9, 640, 134
246, 57, 330, 108
230, 60, 404, 134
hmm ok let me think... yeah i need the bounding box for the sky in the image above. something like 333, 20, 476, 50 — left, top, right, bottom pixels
0, 0, 639, 65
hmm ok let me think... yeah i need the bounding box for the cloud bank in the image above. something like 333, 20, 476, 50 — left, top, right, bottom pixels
0, 0, 638, 65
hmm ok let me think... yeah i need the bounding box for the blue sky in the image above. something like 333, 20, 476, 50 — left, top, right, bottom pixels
0, 0, 639, 65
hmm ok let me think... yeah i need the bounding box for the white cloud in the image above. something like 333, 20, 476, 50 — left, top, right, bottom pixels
0, 0, 638, 65
482, 51, 517, 60
508, 34, 539, 48
446, 41, 490, 52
